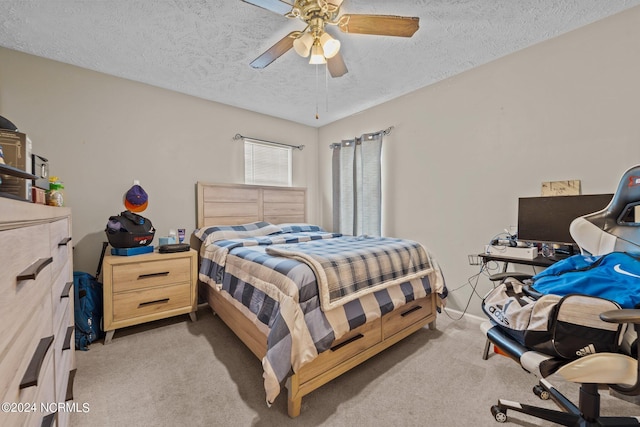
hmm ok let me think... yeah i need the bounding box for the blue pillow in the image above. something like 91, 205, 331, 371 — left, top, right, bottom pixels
277, 223, 326, 234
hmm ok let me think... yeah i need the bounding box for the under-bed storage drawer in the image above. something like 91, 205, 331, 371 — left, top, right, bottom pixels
382, 295, 434, 339
297, 318, 381, 383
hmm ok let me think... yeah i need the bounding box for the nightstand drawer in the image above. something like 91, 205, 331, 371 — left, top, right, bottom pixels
111, 257, 191, 292
112, 282, 192, 322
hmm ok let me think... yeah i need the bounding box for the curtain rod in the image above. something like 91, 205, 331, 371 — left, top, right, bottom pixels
233, 134, 305, 150
328, 126, 394, 149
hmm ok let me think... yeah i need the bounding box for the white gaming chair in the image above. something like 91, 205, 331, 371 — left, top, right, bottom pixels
570, 166, 640, 256
483, 165, 640, 426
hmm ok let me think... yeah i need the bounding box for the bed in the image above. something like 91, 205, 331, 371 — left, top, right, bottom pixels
193, 182, 447, 417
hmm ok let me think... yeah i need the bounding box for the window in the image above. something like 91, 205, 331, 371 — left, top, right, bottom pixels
244, 140, 292, 187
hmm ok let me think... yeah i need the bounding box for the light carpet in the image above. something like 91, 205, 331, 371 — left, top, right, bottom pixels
69, 306, 639, 426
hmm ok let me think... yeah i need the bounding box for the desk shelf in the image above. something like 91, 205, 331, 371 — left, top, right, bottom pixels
478, 253, 566, 268
0, 163, 37, 202
0, 163, 37, 180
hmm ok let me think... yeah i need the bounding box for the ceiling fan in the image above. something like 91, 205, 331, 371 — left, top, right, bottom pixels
242, 0, 420, 78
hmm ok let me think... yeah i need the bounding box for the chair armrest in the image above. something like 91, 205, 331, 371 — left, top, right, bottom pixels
488, 272, 533, 282
600, 309, 640, 324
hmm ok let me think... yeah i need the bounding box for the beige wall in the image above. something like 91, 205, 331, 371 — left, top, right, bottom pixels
2, 6, 640, 316
318, 6, 640, 316
0, 48, 319, 273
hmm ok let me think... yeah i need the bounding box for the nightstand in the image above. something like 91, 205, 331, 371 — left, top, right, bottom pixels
102, 248, 197, 344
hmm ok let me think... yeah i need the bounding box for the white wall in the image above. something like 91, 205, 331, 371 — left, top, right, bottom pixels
0, 48, 319, 273
2, 6, 640, 317
318, 6, 640, 316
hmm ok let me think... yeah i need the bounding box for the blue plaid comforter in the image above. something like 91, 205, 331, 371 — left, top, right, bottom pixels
197, 231, 447, 405
266, 235, 436, 310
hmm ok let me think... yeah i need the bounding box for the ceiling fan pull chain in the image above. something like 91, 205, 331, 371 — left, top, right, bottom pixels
325, 61, 329, 113
315, 64, 320, 120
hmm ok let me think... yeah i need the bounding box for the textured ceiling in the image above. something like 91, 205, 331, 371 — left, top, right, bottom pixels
1, 1, 640, 127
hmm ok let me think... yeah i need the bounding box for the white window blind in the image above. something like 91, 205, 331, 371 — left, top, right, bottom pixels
244, 140, 292, 187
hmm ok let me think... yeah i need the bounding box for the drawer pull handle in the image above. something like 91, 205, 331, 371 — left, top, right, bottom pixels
66, 368, 77, 401
61, 281, 73, 299
401, 305, 422, 317
138, 271, 170, 280
330, 333, 364, 352
58, 237, 72, 246
63, 325, 74, 351
138, 298, 170, 308
41, 413, 56, 427
20, 335, 54, 389
17, 257, 53, 281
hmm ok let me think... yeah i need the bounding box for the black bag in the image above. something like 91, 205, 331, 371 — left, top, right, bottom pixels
482, 278, 623, 360
105, 210, 155, 248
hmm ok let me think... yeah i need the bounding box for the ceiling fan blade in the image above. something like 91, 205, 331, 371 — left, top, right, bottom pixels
327, 52, 348, 78
250, 32, 297, 69
338, 14, 419, 37
240, 0, 293, 15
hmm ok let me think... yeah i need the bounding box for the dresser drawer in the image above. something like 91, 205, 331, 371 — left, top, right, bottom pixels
0, 262, 53, 366
54, 304, 74, 403
50, 218, 71, 282
112, 282, 193, 322
0, 292, 53, 400
382, 296, 434, 339
0, 224, 52, 345
111, 257, 192, 292
25, 348, 56, 427
1, 331, 55, 427
52, 259, 73, 333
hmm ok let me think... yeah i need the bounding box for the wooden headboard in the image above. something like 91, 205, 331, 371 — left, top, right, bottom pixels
196, 182, 307, 228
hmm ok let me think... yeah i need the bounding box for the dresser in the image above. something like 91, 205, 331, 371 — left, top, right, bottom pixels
102, 249, 198, 344
0, 197, 75, 427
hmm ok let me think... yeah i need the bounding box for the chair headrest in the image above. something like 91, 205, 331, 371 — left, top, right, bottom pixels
571, 165, 640, 255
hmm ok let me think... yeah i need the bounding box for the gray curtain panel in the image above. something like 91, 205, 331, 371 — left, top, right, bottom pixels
332, 132, 383, 236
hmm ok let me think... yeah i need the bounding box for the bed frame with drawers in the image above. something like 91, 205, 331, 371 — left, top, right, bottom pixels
195, 182, 438, 417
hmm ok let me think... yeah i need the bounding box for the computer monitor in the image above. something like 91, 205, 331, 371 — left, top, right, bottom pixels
517, 194, 614, 247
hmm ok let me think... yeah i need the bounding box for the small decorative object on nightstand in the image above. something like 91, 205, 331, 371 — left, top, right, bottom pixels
102, 248, 197, 344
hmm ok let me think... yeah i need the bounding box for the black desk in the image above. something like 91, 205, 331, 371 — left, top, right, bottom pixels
478, 253, 566, 269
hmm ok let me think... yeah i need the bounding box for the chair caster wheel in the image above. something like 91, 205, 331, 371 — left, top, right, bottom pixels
491, 405, 507, 423
533, 384, 550, 400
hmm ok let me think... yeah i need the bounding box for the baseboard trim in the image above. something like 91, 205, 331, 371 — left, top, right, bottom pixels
443, 308, 486, 324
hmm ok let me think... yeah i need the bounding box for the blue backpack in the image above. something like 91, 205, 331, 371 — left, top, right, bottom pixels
73, 272, 104, 350
73, 242, 107, 350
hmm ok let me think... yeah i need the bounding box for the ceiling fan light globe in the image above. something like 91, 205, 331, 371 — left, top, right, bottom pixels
293, 32, 313, 57
309, 42, 326, 64
319, 32, 340, 58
